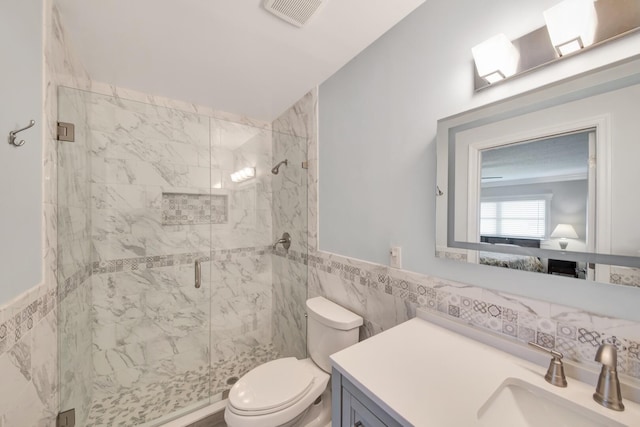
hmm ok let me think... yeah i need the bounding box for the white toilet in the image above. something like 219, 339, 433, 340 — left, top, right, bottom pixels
224, 296, 363, 427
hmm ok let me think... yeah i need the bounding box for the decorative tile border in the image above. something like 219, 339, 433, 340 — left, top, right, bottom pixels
91, 246, 272, 276
435, 249, 467, 261
0, 287, 56, 358
59, 264, 92, 302
610, 266, 640, 288
162, 192, 228, 225
303, 250, 640, 380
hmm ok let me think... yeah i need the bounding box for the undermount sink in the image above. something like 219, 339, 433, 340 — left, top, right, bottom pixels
477, 378, 625, 427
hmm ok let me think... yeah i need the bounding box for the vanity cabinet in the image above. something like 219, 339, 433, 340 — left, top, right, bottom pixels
332, 369, 405, 427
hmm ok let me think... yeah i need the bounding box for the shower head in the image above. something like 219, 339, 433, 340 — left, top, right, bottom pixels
271, 159, 288, 175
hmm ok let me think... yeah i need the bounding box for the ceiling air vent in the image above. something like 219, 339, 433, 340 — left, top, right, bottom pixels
263, 0, 327, 28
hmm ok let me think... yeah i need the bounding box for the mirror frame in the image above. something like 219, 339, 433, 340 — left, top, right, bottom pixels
436, 54, 640, 271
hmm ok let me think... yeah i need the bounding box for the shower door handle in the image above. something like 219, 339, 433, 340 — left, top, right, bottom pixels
195, 259, 201, 289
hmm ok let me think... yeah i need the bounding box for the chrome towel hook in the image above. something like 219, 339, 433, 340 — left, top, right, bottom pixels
8, 119, 35, 147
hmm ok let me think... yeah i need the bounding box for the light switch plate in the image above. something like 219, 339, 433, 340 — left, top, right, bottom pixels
390, 246, 402, 269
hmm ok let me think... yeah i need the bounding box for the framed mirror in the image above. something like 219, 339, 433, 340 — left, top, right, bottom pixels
436, 55, 640, 286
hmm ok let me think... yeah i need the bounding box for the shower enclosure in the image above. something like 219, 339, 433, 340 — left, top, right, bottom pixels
57, 87, 308, 426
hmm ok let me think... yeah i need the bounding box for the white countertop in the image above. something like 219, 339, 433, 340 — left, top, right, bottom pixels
330, 316, 640, 426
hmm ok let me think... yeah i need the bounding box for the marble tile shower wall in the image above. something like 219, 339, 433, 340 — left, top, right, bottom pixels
86, 89, 276, 401
270, 93, 314, 360
90, 250, 272, 399
279, 89, 640, 383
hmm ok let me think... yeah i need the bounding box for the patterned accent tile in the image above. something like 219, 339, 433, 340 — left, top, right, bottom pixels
304, 250, 640, 381
555, 337, 579, 361
437, 291, 451, 313
536, 332, 555, 349
517, 326, 536, 344
576, 340, 599, 362
518, 311, 538, 328
502, 308, 518, 323
473, 300, 488, 314
609, 267, 640, 288
627, 360, 640, 378
486, 317, 503, 333
557, 323, 577, 340
435, 250, 467, 261
0, 287, 57, 359
93, 246, 269, 276
59, 264, 92, 302
578, 328, 602, 347
447, 294, 460, 306
628, 341, 640, 361
502, 322, 517, 337
537, 318, 556, 335
488, 304, 502, 318
469, 310, 488, 328
162, 192, 227, 225
460, 308, 473, 323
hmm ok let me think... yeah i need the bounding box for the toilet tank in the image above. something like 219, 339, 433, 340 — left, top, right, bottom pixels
306, 297, 363, 373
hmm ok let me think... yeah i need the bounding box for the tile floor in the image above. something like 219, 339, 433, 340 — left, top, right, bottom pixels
86, 344, 278, 426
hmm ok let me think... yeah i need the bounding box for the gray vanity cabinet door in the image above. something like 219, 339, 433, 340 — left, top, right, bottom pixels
333, 368, 405, 427
342, 388, 388, 427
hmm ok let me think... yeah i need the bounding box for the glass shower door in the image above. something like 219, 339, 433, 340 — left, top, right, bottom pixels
58, 87, 213, 426
207, 120, 309, 396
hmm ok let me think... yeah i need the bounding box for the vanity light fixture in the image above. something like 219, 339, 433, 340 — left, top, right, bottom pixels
472, 0, 640, 90
230, 167, 256, 183
472, 34, 520, 84
543, 0, 598, 57
551, 223, 579, 250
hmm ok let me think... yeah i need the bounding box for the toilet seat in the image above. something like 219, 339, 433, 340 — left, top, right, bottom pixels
225, 358, 330, 427
228, 358, 315, 415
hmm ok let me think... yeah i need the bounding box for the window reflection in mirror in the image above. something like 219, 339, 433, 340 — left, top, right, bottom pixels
474, 130, 593, 279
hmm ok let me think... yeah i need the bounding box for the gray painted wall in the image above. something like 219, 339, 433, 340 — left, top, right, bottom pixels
0, 0, 43, 303
318, 0, 640, 320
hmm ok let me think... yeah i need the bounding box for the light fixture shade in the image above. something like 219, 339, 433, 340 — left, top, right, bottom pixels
472, 33, 520, 84
551, 223, 579, 239
544, 0, 598, 56
230, 167, 256, 183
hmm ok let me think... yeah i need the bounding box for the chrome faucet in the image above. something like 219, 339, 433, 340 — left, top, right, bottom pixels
272, 232, 291, 250
593, 343, 625, 411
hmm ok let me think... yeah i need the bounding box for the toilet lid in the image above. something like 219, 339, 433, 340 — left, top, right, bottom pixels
229, 358, 315, 414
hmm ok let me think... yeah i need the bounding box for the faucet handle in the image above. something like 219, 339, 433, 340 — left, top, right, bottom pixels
528, 341, 568, 387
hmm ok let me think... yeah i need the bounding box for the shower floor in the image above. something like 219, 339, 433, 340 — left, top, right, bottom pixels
86, 344, 279, 426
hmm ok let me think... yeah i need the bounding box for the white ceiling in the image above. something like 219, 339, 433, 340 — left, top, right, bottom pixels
481, 131, 590, 186
55, 0, 426, 122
